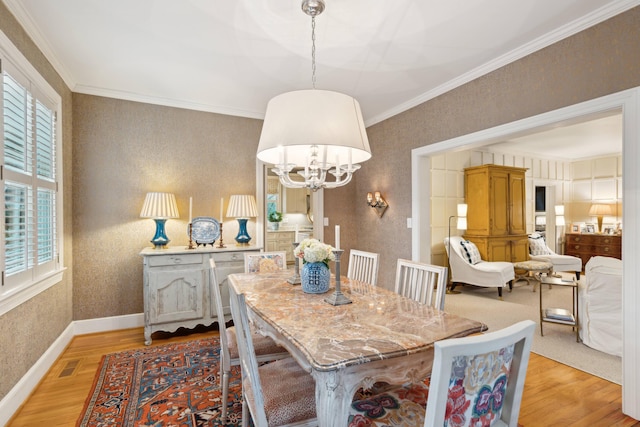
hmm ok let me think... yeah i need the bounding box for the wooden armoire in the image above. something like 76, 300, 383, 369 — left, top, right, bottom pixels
463, 164, 529, 263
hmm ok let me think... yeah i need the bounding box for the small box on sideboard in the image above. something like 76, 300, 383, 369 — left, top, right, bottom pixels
564, 233, 621, 268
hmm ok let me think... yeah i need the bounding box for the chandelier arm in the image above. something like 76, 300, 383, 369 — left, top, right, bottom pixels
278, 172, 308, 189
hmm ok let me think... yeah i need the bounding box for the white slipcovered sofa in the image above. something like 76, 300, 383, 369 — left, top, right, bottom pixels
444, 236, 515, 299
578, 256, 622, 357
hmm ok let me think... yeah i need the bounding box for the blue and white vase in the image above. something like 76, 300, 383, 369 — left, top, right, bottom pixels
301, 262, 331, 294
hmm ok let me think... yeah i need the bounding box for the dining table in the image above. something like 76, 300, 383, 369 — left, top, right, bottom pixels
228, 270, 487, 427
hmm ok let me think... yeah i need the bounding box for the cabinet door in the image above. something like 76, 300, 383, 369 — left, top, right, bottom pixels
284, 187, 304, 213
508, 172, 527, 235
486, 238, 511, 262
148, 266, 205, 324
489, 171, 510, 236
510, 237, 529, 262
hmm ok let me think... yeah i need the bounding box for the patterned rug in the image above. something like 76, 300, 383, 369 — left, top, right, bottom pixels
77, 337, 246, 426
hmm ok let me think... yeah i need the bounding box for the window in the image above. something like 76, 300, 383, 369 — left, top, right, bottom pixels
0, 31, 63, 315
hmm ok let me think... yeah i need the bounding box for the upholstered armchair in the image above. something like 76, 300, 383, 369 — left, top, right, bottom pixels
528, 233, 582, 279
444, 236, 515, 299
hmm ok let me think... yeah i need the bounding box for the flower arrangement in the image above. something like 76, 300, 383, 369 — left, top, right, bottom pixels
268, 211, 283, 223
294, 238, 336, 267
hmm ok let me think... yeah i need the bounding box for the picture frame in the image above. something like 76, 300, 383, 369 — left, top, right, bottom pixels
583, 223, 596, 234
571, 223, 580, 233
603, 225, 615, 235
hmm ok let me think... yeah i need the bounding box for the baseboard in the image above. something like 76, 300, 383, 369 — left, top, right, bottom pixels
0, 312, 144, 426
73, 312, 144, 335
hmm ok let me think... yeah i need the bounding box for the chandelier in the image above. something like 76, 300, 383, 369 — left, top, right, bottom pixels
256, 0, 371, 191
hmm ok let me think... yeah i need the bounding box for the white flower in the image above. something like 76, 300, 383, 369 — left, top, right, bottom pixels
293, 238, 336, 266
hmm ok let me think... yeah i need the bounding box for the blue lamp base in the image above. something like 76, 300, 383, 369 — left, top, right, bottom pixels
234, 218, 252, 245
150, 218, 171, 249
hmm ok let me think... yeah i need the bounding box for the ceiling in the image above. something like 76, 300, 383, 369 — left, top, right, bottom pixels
4, 0, 637, 130
488, 112, 623, 160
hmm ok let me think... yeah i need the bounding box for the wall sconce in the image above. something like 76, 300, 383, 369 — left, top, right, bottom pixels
366, 191, 388, 217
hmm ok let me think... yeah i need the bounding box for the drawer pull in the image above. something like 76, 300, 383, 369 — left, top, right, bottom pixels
574, 245, 580, 250
604, 238, 611, 244
170, 257, 182, 264
604, 247, 610, 252
231, 254, 239, 260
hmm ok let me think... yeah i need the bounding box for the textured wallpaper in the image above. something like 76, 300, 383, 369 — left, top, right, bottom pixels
72, 95, 263, 320
356, 7, 640, 287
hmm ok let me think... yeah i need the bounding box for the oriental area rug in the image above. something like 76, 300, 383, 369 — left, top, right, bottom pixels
77, 337, 246, 427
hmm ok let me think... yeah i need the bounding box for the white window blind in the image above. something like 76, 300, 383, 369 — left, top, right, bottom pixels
0, 42, 62, 312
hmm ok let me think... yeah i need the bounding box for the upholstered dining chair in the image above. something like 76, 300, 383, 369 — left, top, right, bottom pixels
348, 320, 536, 427
243, 251, 287, 273
394, 259, 448, 310
209, 259, 289, 422
229, 288, 318, 427
347, 249, 380, 285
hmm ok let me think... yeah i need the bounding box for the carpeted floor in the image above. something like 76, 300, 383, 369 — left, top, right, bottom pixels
77, 337, 245, 427
444, 275, 622, 384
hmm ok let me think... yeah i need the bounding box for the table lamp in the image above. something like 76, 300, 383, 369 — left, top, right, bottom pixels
226, 195, 258, 245
588, 203, 613, 233
140, 192, 179, 249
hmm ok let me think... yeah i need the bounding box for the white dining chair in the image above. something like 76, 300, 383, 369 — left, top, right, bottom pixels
229, 287, 318, 427
348, 320, 536, 427
244, 251, 287, 273
394, 259, 448, 310
347, 249, 380, 285
209, 259, 289, 422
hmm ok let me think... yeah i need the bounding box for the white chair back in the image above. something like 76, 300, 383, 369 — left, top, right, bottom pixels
347, 249, 380, 285
229, 287, 317, 427
208, 259, 234, 420
244, 251, 287, 273
394, 259, 448, 310
229, 289, 270, 426
424, 320, 536, 427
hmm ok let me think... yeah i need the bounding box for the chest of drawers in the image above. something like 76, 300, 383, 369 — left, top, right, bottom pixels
564, 233, 621, 268
140, 246, 259, 345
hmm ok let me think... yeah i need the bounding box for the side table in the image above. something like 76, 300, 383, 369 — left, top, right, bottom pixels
539, 275, 579, 342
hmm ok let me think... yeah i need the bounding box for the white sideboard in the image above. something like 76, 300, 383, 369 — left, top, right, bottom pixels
140, 245, 260, 345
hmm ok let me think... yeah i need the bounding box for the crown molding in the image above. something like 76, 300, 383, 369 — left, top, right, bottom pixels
4, 0, 640, 123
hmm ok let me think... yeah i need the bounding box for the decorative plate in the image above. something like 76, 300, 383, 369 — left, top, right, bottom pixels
188, 216, 220, 244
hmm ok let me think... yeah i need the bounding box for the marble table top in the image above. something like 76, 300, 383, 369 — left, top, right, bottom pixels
228, 270, 487, 372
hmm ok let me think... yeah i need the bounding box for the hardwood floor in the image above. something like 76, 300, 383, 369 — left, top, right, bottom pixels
6, 326, 640, 426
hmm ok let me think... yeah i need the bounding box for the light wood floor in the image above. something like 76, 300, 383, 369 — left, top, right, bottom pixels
7, 326, 640, 427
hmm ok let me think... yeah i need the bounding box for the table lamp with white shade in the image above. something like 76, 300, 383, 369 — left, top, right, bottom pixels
226, 195, 258, 245
589, 203, 613, 233
140, 192, 179, 249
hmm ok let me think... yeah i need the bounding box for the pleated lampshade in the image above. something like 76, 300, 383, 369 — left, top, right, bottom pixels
226, 195, 258, 219
140, 192, 179, 219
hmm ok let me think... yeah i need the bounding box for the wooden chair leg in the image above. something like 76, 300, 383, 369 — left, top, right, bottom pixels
221, 369, 230, 421
498, 287, 503, 300
242, 394, 249, 427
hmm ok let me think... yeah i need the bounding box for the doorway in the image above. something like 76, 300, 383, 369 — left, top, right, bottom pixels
410, 87, 640, 419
